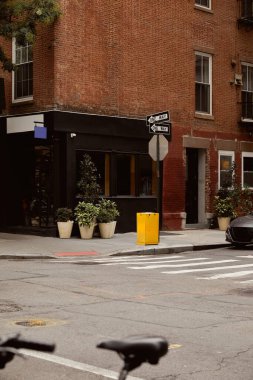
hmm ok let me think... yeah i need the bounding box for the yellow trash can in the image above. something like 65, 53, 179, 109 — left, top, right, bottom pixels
136, 212, 159, 245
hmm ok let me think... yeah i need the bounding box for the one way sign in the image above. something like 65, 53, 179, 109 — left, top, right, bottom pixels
149, 122, 171, 135
146, 111, 170, 126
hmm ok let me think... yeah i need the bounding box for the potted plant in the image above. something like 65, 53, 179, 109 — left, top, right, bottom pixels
55, 207, 74, 238
213, 195, 236, 231
74, 201, 99, 239
76, 153, 101, 203
97, 199, 120, 238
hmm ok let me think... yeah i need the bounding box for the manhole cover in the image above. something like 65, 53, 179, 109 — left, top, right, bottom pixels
15, 319, 47, 327
12, 318, 67, 328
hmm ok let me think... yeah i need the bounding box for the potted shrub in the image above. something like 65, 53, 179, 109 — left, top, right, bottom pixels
213, 195, 236, 231
55, 207, 73, 238
97, 199, 120, 238
74, 201, 99, 239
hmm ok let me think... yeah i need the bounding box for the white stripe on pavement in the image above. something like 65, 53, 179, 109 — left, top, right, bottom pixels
129, 259, 237, 270
103, 258, 210, 266
237, 279, 253, 284
162, 263, 253, 274
196, 270, 253, 280
20, 349, 143, 380
237, 255, 253, 259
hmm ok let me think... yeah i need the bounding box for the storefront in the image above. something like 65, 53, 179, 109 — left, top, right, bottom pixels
0, 111, 157, 234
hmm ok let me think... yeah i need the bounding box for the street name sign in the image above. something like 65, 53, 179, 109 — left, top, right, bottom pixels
149, 121, 171, 135
148, 134, 169, 161
146, 111, 170, 126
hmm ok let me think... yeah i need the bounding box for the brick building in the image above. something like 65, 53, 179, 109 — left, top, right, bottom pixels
0, 0, 253, 233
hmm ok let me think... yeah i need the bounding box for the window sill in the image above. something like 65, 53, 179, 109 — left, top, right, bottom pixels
11, 99, 34, 107
195, 112, 214, 120
194, 5, 213, 14
241, 118, 253, 123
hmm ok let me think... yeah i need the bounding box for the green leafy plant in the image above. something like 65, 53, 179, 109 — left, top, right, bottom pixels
74, 202, 99, 227
97, 199, 120, 223
76, 153, 101, 203
0, 0, 61, 71
217, 162, 253, 217
55, 207, 73, 222
213, 196, 236, 218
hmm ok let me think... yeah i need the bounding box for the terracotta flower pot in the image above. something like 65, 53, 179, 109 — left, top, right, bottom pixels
99, 221, 117, 238
57, 221, 74, 238
78, 223, 96, 239
217, 217, 231, 231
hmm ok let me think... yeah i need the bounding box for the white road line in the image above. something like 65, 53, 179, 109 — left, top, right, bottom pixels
162, 263, 253, 274
93, 255, 182, 262
129, 259, 237, 270
197, 270, 253, 280
237, 279, 253, 284
20, 349, 143, 380
237, 255, 253, 259
103, 258, 210, 266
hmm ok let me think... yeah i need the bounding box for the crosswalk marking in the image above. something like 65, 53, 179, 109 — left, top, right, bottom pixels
197, 270, 253, 280
129, 259, 238, 270
50, 253, 253, 284
162, 263, 253, 275
237, 255, 253, 259
102, 257, 210, 266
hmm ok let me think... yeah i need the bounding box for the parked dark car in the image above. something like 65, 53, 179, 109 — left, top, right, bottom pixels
226, 214, 253, 247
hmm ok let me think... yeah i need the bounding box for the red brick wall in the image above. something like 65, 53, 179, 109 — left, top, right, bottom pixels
1, 1, 253, 229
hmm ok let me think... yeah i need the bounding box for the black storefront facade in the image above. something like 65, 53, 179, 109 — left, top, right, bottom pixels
0, 110, 158, 235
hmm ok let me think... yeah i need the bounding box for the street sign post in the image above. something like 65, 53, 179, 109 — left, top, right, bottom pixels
146, 111, 171, 230
148, 134, 169, 228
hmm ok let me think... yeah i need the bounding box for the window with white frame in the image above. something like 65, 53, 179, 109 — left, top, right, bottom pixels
195, 0, 211, 10
242, 63, 253, 120
218, 151, 234, 189
242, 152, 253, 189
12, 39, 33, 101
195, 52, 212, 114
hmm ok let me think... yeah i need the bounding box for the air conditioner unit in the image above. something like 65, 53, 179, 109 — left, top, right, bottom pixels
234, 74, 243, 86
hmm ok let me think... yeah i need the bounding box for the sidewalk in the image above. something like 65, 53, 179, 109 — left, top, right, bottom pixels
0, 229, 230, 260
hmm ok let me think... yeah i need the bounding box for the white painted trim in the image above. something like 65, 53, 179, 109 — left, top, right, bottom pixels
195, 0, 211, 10
11, 38, 33, 102
195, 51, 212, 115
7, 113, 44, 134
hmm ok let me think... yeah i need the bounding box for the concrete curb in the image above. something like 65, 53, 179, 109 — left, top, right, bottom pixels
0, 243, 231, 260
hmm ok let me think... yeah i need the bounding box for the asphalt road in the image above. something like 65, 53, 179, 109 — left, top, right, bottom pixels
1, 246, 253, 379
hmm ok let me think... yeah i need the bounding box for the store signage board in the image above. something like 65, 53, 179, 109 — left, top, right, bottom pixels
34, 126, 47, 139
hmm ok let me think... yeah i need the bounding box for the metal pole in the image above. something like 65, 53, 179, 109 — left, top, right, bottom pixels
156, 135, 160, 221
